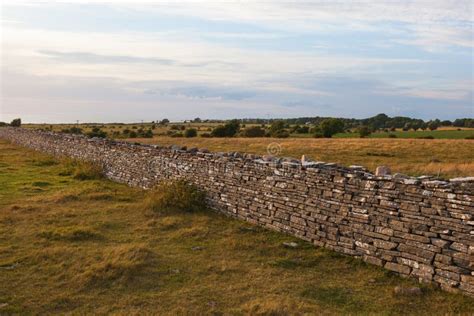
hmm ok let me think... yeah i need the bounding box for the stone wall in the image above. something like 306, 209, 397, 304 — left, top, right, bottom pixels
1, 127, 473, 296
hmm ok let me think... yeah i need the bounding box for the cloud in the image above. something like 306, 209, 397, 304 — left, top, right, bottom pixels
37, 50, 175, 65
1, 1, 472, 122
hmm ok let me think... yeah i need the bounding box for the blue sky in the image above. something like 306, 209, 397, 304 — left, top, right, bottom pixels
1, 1, 473, 122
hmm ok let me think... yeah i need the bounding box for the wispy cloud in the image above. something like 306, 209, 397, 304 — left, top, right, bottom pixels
1, 1, 472, 122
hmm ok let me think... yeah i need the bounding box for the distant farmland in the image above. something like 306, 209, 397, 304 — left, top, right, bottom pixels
134, 137, 474, 179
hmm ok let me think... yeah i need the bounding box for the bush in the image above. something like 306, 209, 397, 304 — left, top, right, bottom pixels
295, 126, 310, 134
72, 161, 104, 180
171, 132, 183, 137
272, 130, 290, 138
87, 127, 107, 138
145, 180, 206, 213
242, 126, 265, 137
319, 118, 344, 138
358, 125, 371, 138
211, 120, 240, 137
10, 118, 21, 127
388, 134, 397, 138
0, 122, 8, 127
269, 120, 287, 137
61, 127, 83, 134
184, 128, 197, 138
58, 159, 102, 179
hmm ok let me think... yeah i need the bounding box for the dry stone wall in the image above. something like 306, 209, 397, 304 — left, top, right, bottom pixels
1, 127, 473, 296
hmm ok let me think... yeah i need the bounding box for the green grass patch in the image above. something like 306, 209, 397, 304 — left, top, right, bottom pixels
0, 139, 473, 314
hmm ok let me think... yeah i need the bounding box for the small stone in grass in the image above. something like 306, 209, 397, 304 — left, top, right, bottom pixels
283, 242, 299, 248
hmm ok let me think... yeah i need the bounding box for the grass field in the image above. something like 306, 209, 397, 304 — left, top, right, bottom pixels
131, 137, 474, 179
1, 139, 473, 314
18, 124, 474, 178
24, 123, 474, 139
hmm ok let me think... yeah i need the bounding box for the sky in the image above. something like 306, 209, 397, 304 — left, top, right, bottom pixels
0, 1, 473, 123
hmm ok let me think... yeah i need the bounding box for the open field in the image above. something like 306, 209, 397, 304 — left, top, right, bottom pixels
1, 139, 473, 314
23, 123, 474, 139
131, 137, 474, 179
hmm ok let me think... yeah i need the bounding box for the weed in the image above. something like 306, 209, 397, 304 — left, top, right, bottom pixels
144, 180, 206, 213
72, 162, 103, 180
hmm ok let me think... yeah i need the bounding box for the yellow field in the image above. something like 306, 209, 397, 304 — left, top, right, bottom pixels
132, 137, 474, 179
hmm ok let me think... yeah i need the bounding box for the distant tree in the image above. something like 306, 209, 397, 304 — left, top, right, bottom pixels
428, 120, 440, 131
242, 126, 265, 137
160, 118, 170, 125
61, 127, 83, 134
441, 120, 452, 126
86, 127, 107, 138
10, 118, 21, 127
0, 122, 7, 127
319, 118, 345, 138
193, 117, 202, 123
295, 126, 310, 134
211, 120, 240, 137
358, 125, 372, 138
269, 120, 288, 137
144, 129, 153, 138
184, 128, 198, 138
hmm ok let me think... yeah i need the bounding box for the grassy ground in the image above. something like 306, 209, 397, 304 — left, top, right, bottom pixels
0, 140, 473, 315
131, 137, 474, 179
332, 129, 474, 139
24, 123, 474, 139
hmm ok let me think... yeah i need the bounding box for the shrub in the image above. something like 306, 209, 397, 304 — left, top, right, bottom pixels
465, 135, 474, 139
10, 118, 21, 127
61, 127, 83, 134
72, 161, 103, 180
319, 118, 344, 138
272, 130, 290, 138
211, 120, 240, 137
295, 126, 309, 134
184, 128, 198, 138
0, 122, 8, 127
210, 125, 228, 137
86, 127, 107, 138
145, 180, 206, 213
269, 120, 287, 137
242, 126, 265, 137
358, 125, 372, 138
171, 132, 183, 137
388, 134, 397, 138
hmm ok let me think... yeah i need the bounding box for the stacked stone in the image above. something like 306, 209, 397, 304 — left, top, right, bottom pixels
0, 127, 472, 297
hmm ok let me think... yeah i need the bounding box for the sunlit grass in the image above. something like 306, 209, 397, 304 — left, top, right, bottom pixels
0, 139, 473, 314
133, 136, 474, 179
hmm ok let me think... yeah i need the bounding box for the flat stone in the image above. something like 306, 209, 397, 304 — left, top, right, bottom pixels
375, 165, 391, 176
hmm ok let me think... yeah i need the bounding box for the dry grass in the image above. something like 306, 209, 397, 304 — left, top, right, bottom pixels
133, 136, 474, 178
0, 139, 473, 314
